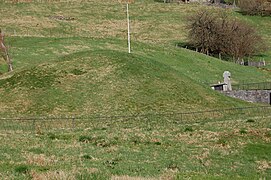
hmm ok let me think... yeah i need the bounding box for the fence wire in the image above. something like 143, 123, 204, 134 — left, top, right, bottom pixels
0, 106, 270, 133
232, 82, 271, 90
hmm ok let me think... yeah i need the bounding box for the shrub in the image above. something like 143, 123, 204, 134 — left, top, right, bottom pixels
238, 0, 271, 16
186, 9, 267, 60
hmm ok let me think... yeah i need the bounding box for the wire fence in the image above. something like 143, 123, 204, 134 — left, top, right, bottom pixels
0, 106, 270, 133
232, 82, 271, 90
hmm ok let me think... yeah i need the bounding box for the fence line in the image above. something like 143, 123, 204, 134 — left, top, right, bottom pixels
0, 106, 270, 133
0, 105, 267, 121
232, 82, 271, 90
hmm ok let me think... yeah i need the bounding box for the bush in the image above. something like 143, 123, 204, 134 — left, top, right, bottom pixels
238, 0, 271, 16
186, 9, 267, 60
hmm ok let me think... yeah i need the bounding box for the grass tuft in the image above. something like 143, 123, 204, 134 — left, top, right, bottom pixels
81, 154, 93, 160
240, 128, 248, 134
78, 135, 92, 143
184, 126, 193, 132
14, 165, 29, 174
246, 119, 255, 123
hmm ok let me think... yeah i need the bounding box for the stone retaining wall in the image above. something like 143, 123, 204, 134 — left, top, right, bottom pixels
222, 90, 271, 104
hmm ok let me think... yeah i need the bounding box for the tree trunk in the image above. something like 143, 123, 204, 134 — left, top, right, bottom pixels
0, 29, 13, 72
5, 52, 13, 72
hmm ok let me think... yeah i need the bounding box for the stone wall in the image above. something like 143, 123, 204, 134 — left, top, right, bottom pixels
222, 90, 271, 104
235, 59, 266, 67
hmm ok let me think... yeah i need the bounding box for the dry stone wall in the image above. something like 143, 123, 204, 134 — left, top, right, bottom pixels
222, 90, 271, 104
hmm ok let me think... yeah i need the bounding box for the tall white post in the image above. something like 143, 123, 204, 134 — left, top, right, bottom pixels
127, 3, 131, 54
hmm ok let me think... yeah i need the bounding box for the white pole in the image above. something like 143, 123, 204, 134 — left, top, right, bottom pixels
127, 3, 131, 53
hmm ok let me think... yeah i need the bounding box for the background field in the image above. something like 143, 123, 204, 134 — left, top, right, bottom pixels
0, 0, 271, 179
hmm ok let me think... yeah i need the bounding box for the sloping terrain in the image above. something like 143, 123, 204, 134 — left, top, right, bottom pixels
0, 36, 270, 116
1, 1, 271, 179
0, 0, 271, 116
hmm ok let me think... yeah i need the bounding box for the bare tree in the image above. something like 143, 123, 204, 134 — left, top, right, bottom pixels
238, 0, 271, 16
186, 10, 218, 55
186, 9, 267, 60
0, 29, 13, 72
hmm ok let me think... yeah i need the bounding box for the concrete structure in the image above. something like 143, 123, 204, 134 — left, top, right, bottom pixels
210, 83, 226, 91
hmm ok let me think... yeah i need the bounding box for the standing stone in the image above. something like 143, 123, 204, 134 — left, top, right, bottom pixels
223, 71, 232, 91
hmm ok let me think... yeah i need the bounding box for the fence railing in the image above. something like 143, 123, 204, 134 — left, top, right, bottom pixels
232, 82, 271, 90
0, 106, 270, 133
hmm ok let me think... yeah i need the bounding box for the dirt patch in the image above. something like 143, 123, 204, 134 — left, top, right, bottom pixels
256, 160, 271, 171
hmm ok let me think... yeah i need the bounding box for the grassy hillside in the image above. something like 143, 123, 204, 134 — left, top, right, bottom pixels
1, 1, 270, 48
0, 0, 271, 116
0, 36, 271, 116
1, 1, 271, 179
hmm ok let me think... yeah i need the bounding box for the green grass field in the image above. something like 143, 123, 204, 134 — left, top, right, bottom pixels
0, 0, 271, 179
1, 114, 271, 179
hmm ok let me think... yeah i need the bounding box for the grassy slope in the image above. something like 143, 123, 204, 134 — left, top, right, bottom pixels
0, 1, 271, 179
0, 36, 270, 116
0, 1, 270, 116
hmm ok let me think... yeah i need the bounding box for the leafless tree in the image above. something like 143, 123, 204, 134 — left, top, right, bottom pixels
238, 0, 271, 16
0, 29, 13, 72
186, 10, 218, 55
186, 9, 267, 60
